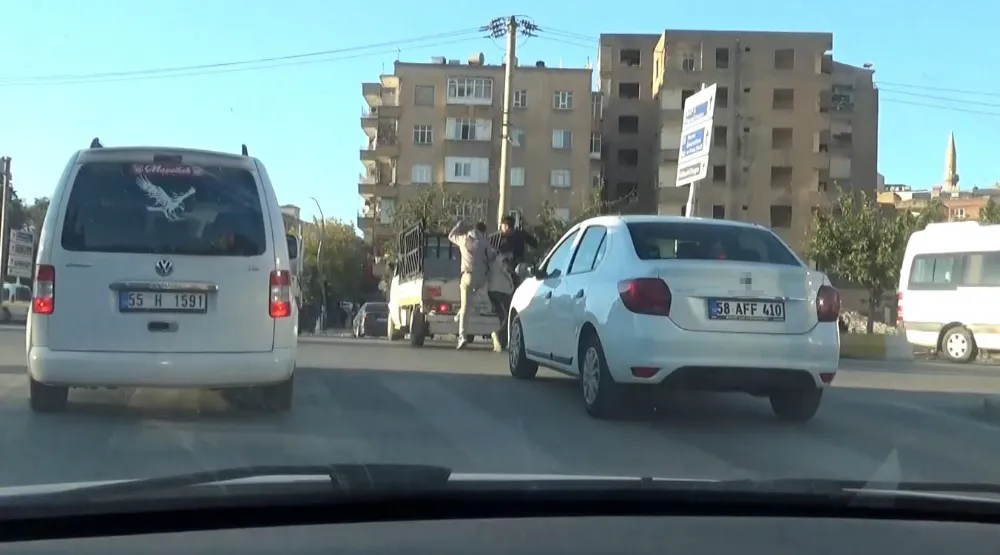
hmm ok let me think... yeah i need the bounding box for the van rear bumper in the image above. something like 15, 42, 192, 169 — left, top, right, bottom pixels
27, 347, 295, 388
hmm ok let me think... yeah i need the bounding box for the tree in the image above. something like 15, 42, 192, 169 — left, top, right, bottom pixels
807, 191, 911, 334
300, 219, 368, 309
980, 199, 1000, 224
377, 184, 465, 262
527, 186, 611, 257
2, 189, 48, 233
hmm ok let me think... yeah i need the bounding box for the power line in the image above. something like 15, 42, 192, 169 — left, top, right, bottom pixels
879, 88, 1000, 108
881, 97, 1000, 117
0, 29, 482, 87
876, 81, 1000, 98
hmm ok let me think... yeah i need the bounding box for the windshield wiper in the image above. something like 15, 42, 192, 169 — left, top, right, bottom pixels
8, 464, 452, 504
705, 478, 1000, 498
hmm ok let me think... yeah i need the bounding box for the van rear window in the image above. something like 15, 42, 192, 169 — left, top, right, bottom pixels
60, 162, 267, 256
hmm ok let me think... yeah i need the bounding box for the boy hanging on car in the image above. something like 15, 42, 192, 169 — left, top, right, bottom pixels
447, 219, 490, 350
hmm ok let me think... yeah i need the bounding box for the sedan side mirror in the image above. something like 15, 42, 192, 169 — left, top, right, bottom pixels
514, 263, 531, 279
286, 234, 299, 260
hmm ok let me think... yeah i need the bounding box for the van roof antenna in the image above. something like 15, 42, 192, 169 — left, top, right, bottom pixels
241, 144, 249, 156
90, 137, 103, 148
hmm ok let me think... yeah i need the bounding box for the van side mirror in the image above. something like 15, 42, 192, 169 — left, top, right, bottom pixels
286, 235, 299, 260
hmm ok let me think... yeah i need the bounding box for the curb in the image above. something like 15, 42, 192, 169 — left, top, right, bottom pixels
840, 333, 914, 362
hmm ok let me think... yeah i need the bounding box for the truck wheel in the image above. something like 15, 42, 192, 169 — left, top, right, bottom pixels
386, 317, 403, 341
410, 311, 427, 347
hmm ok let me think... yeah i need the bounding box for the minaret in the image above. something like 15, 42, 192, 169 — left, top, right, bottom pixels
943, 132, 959, 192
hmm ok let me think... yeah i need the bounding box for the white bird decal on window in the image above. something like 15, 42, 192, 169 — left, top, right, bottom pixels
135, 175, 196, 222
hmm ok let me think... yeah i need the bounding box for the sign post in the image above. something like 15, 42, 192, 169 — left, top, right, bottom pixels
6, 230, 35, 280
675, 83, 717, 218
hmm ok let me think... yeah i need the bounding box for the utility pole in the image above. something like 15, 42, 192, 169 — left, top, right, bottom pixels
482, 15, 538, 229
0, 157, 10, 283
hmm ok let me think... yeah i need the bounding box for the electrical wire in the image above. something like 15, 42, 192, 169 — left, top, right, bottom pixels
0, 29, 483, 87
880, 97, 1000, 117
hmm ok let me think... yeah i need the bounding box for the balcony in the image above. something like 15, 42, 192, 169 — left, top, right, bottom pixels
820, 54, 833, 75
362, 82, 382, 104
358, 173, 399, 196
360, 136, 400, 162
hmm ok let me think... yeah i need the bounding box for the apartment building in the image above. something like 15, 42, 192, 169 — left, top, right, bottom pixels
359, 53, 596, 244
597, 30, 878, 255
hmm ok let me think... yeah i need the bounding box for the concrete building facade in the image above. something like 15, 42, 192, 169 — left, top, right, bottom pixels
596, 30, 879, 255
359, 54, 597, 245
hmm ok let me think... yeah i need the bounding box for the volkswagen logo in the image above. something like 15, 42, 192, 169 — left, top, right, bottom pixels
154, 259, 174, 277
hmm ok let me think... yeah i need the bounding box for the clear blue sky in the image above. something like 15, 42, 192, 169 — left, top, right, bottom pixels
0, 0, 993, 224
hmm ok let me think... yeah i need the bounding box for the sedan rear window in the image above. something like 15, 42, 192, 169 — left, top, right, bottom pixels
625, 222, 802, 267
61, 162, 266, 256
364, 303, 389, 313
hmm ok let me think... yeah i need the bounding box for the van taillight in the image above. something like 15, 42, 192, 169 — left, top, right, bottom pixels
816, 285, 841, 322
32, 264, 55, 315
618, 278, 672, 316
896, 291, 903, 324
269, 270, 292, 318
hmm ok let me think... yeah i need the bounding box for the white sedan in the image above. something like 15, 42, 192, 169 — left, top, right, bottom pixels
507, 215, 841, 422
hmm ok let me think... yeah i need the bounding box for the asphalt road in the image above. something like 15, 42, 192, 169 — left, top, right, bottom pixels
1, 324, 1000, 489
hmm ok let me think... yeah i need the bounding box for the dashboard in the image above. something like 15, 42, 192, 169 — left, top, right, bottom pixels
1, 516, 998, 554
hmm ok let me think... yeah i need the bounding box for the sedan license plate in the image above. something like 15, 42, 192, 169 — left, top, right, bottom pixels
119, 291, 208, 314
708, 298, 785, 322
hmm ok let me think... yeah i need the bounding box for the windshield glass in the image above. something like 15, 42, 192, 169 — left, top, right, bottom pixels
2, 4, 999, 522
61, 162, 266, 256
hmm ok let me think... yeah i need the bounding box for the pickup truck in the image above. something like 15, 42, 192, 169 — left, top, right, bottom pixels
385, 222, 496, 347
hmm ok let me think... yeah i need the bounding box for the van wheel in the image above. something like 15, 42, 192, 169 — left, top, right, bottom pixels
941, 326, 977, 363
409, 311, 427, 347
29, 378, 69, 413
508, 315, 538, 379
259, 374, 294, 412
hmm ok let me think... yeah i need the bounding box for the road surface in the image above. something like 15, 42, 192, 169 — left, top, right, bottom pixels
1, 324, 1000, 488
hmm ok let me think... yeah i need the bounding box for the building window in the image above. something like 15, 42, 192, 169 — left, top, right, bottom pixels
953, 207, 967, 220
771, 166, 793, 188
413, 125, 433, 145
712, 165, 727, 182
550, 169, 571, 188
772, 127, 794, 149
554, 208, 571, 222
617, 148, 639, 167
591, 93, 603, 118
770, 205, 793, 228
553, 90, 574, 110
772, 88, 795, 110
716, 87, 729, 109
411, 164, 432, 184
619, 49, 641, 67
445, 156, 490, 183
712, 204, 725, 219
552, 129, 573, 149
713, 126, 728, 147
618, 115, 639, 134
681, 53, 699, 72
715, 47, 729, 69
510, 128, 526, 147
513, 89, 527, 108
618, 82, 640, 99
446, 77, 493, 104
774, 49, 795, 70
590, 133, 602, 155
413, 85, 435, 106
591, 171, 602, 189
446, 117, 491, 141
510, 167, 525, 187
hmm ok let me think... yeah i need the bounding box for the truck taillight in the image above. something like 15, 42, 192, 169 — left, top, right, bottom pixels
269, 270, 291, 318
32, 264, 55, 315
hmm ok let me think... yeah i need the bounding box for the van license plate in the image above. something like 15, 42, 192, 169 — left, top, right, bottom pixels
118, 291, 208, 314
708, 298, 785, 322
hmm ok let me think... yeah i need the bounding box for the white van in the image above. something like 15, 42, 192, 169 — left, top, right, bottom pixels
897, 220, 1000, 363
26, 140, 299, 412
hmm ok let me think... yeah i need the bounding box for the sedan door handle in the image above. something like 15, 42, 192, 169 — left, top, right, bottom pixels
574, 290, 585, 299
544, 291, 552, 299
